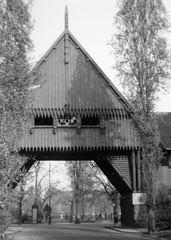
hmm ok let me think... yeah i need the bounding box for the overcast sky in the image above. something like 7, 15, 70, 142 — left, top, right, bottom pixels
30, 0, 171, 112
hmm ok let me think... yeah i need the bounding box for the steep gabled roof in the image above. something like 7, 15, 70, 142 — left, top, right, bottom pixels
31, 27, 134, 116
21, 7, 142, 152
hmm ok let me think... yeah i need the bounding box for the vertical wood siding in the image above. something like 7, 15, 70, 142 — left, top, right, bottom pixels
21, 30, 140, 151
20, 117, 140, 151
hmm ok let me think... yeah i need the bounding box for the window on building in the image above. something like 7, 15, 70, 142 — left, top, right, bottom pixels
81, 116, 100, 125
34, 116, 53, 126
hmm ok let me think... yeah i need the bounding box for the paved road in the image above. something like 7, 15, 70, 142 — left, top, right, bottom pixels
12, 221, 151, 240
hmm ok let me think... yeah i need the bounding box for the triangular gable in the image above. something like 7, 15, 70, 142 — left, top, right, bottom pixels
20, 25, 142, 152
31, 28, 133, 117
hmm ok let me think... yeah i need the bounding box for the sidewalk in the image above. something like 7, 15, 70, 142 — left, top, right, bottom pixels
109, 224, 148, 235
5, 226, 23, 239
110, 223, 171, 239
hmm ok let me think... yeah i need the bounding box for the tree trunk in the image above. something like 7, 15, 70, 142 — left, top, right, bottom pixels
81, 203, 85, 220
74, 161, 80, 224
18, 198, 22, 225
70, 201, 73, 223
113, 206, 115, 227
75, 199, 80, 224
148, 207, 155, 234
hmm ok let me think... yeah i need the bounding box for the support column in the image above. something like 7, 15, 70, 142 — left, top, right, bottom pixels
121, 151, 145, 227
136, 150, 141, 192
121, 194, 134, 226
132, 151, 137, 192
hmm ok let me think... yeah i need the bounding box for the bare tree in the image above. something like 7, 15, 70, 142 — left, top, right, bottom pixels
66, 161, 118, 222
30, 162, 60, 220
66, 161, 92, 223
68, 161, 81, 223
86, 161, 120, 224
109, 0, 171, 232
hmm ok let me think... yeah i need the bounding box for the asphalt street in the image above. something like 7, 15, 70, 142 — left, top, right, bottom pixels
12, 221, 151, 240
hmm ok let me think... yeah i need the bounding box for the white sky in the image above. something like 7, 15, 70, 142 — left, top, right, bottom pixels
38, 161, 70, 190
30, 0, 171, 112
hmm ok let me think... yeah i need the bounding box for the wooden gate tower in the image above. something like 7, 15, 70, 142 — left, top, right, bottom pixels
20, 7, 145, 226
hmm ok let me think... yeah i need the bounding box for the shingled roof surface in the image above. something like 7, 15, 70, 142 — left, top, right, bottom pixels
158, 112, 171, 148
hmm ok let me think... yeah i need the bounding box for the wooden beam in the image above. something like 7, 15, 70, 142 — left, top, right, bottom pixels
132, 151, 137, 192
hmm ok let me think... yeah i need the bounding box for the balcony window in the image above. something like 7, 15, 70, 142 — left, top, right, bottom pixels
81, 116, 100, 126
34, 116, 53, 126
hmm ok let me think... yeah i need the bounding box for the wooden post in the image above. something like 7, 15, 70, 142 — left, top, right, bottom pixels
132, 151, 137, 192
137, 150, 141, 192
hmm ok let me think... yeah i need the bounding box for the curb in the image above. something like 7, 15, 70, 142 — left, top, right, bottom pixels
108, 227, 171, 239
107, 226, 147, 237
108, 226, 144, 234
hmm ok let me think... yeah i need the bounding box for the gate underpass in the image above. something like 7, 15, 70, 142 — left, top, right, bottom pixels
19, 7, 149, 226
